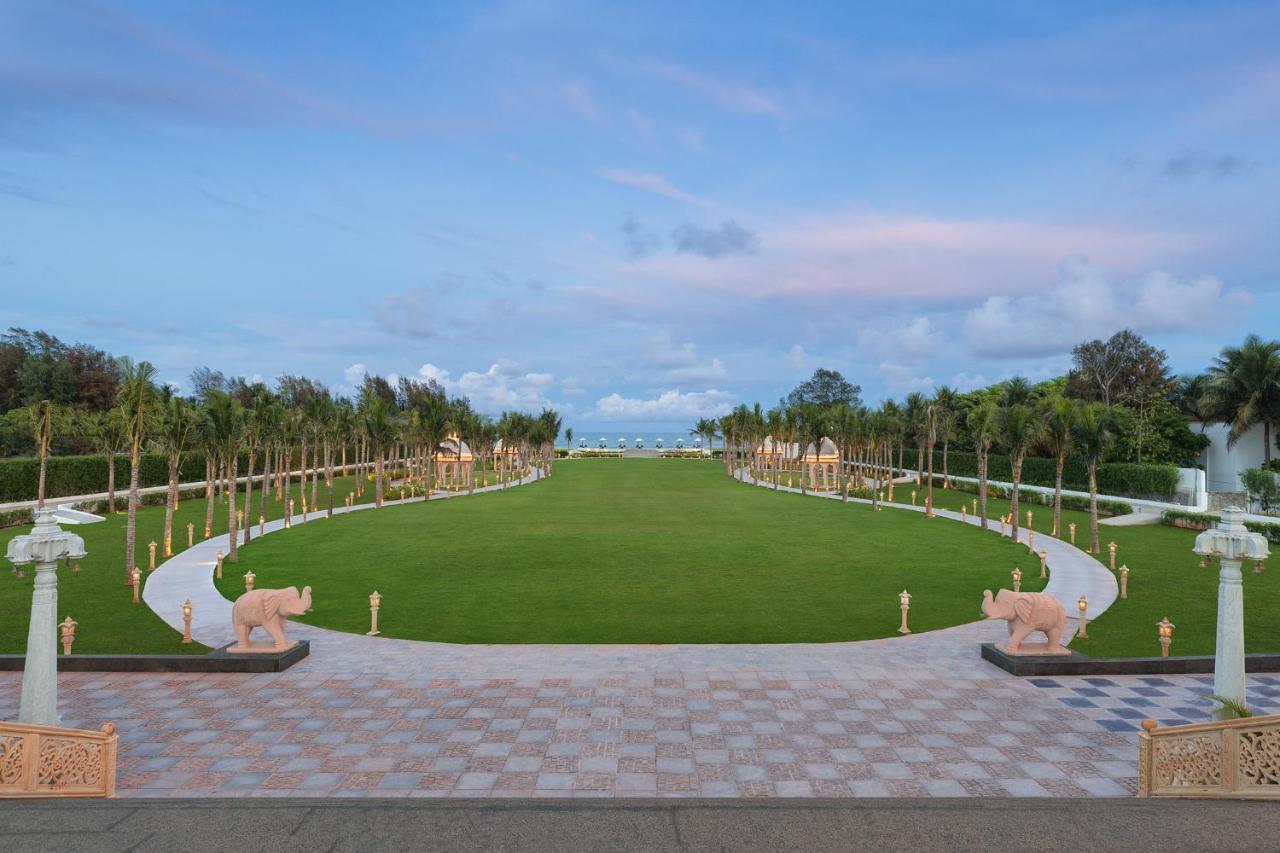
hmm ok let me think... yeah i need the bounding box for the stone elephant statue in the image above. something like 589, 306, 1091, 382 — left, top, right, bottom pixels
981, 588, 1067, 654
231, 585, 312, 651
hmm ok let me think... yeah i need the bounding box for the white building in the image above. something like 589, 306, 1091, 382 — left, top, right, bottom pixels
1196, 422, 1272, 493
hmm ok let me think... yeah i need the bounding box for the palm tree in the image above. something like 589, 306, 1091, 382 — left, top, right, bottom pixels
415, 393, 449, 495
204, 390, 245, 561
242, 391, 279, 541
151, 396, 197, 557
361, 396, 400, 507
903, 392, 928, 485
117, 358, 158, 583
1042, 396, 1077, 538
1203, 335, 1280, 466
1073, 403, 1116, 554
85, 408, 128, 512
968, 400, 998, 530
998, 397, 1043, 543
538, 409, 562, 475
565, 427, 573, 456
18, 400, 68, 508
932, 386, 959, 488
923, 396, 938, 517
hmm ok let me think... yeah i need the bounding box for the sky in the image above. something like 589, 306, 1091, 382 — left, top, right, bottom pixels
2, 0, 1278, 433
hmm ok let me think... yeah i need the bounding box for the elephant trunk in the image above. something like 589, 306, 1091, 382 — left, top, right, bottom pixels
299, 585, 312, 613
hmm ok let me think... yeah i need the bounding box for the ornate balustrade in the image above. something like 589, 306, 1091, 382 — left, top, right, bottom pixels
0, 720, 118, 798
1138, 714, 1280, 798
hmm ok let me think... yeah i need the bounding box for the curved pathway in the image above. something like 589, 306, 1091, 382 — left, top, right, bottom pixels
143, 467, 546, 647
732, 469, 1118, 623
12, 461, 1263, 799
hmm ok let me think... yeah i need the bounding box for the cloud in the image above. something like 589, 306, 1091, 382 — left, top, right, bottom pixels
671, 220, 760, 259
877, 362, 935, 394
859, 316, 940, 363
626, 109, 654, 141
374, 287, 456, 339
344, 363, 367, 386
417, 360, 557, 414
665, 358, 727, 383
593, 388, 735, 421
598, 169, 707, 205
963, 257, 1252, 358
560, 80, 598, 119
646, 331, 698, 368
1161, 149, 1254, 179
619, 212, 661, 259
786, 344, 808, 370
637, 60, 785, 118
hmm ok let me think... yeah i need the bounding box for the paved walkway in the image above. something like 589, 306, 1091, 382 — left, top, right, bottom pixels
5, 463, 1269, 799
142, 468, 544, 647
732, 469, 1118, 622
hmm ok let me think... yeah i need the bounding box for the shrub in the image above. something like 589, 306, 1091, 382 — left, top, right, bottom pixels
1240, 468, 1280, 513
931, 451, 1176, 501
1162, 509, 1280, 543
924, 476, 1131, 516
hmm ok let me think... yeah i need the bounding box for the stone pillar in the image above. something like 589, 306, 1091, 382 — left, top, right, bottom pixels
20, 554, 60, 726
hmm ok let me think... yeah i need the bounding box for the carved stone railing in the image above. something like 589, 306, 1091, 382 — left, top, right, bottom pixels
1138, 714, 1280, 798
0, 720, 118, 798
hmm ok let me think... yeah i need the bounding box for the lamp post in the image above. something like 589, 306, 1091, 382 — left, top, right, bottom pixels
130, 567, 141, 604
1026, 510, 1033, 531
187, 522, 194, 549
368, 591, 382, 636
911, 490, 916, 506
961, 506, 967, 523
1109, 541, 1117, 572
971, 498, 977, 517
148, 540, 157, 571
1193, 508, 1270, 719
244, 570, 255, 592
1068, 523, 1076, 546
1039, 549, 1048, 579
1027, 529, 1035, 552
1076, 594, 1089, 638
59, 616, 77, 655
182, 599, 193, 644
1156, 617, 1174, 657
5, 507, 100, 726
259, 514, 265, 536
1119, 564, 1129, 599
1011, 567, 1022, 593
897, 590, 911, 634
216, 550, 223, 580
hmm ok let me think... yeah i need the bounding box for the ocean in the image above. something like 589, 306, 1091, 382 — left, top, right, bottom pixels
558, 429, 711, 451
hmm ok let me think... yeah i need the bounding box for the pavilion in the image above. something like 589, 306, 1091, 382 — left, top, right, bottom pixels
435, 435, 475, 490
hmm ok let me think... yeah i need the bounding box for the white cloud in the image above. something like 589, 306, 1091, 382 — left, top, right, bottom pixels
418, 360, 557, 413
593, 388, 734, 421
963, 257, 1252, 358
636, 60, 786, 118
561, 80, 598, 119
877, 361, 935, 394
786, 344, 808, 370
950, 372, 990, 392
665, 358, 727, 383
344, 363, 367, 385
859, 316, 940, 363
647, 331, 698, 368
598, 169, 708, 206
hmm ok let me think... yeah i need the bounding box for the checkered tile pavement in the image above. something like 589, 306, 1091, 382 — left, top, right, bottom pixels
1029, 673, 1280, 734
0, 620, 1184, 799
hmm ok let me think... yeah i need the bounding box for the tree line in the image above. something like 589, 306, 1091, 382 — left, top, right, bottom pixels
697, 330, 1280, 554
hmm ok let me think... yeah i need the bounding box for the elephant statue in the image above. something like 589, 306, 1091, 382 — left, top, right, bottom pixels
230, 586, 311, 652
981, 589, 1069, 655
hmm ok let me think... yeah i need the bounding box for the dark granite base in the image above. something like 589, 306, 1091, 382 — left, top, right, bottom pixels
0, 640, 309, 673
981, 642, 1280, 676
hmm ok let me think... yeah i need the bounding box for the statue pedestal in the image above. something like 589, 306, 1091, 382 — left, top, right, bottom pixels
996, 641, 1072, 657
226, 640, 298, 655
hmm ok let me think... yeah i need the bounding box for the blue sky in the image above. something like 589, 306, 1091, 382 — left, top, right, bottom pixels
2, 0, 1277, 431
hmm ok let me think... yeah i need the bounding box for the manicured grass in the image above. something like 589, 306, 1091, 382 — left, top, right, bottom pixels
920, 483, 1279, 658
217, 459, 1045, 643
0, 472, 378, 654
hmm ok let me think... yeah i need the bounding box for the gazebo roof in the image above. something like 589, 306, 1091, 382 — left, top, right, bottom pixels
436, 436, 474, 461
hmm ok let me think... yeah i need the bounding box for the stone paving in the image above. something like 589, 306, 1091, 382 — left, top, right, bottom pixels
2, 463, 1261, 799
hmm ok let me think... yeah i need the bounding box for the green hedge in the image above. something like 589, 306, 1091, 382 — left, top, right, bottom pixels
936, 451, 1178, 501
0, 449, 315, 503
924, 475, 1132, 517
1162, 510, 1280, 544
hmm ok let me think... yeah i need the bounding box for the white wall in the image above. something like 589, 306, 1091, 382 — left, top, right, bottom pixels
1197, 422, 1270, 492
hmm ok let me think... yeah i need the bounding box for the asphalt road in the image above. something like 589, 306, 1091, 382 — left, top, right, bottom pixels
2, 798, 1277, 852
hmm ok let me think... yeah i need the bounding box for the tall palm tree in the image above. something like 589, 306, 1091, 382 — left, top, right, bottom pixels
1203, 334, 1280, 466
415, 393, 449, 495
117, 357, 158, 583
204, 390, 245, 561
998, 399, 1043, 543
85, 407, 128, 512
151, 396, 197, 557
923, 396, 939, 517
361, 396, 401, 507
538, 409, 562, 475
19, 400, 68, 508
1073, 403, 1116, 554
242, 391, 279, 541
968, 400, 998, 530
1042, 396, 1078, 538
932, 386, 959, 488
565, 427, 573, 455
903, 392, 928, 485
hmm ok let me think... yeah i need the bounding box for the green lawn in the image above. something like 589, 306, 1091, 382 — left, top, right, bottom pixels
1, 472, 379, 654
919, 483, 1279, 658
216, 459, 1045, 643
